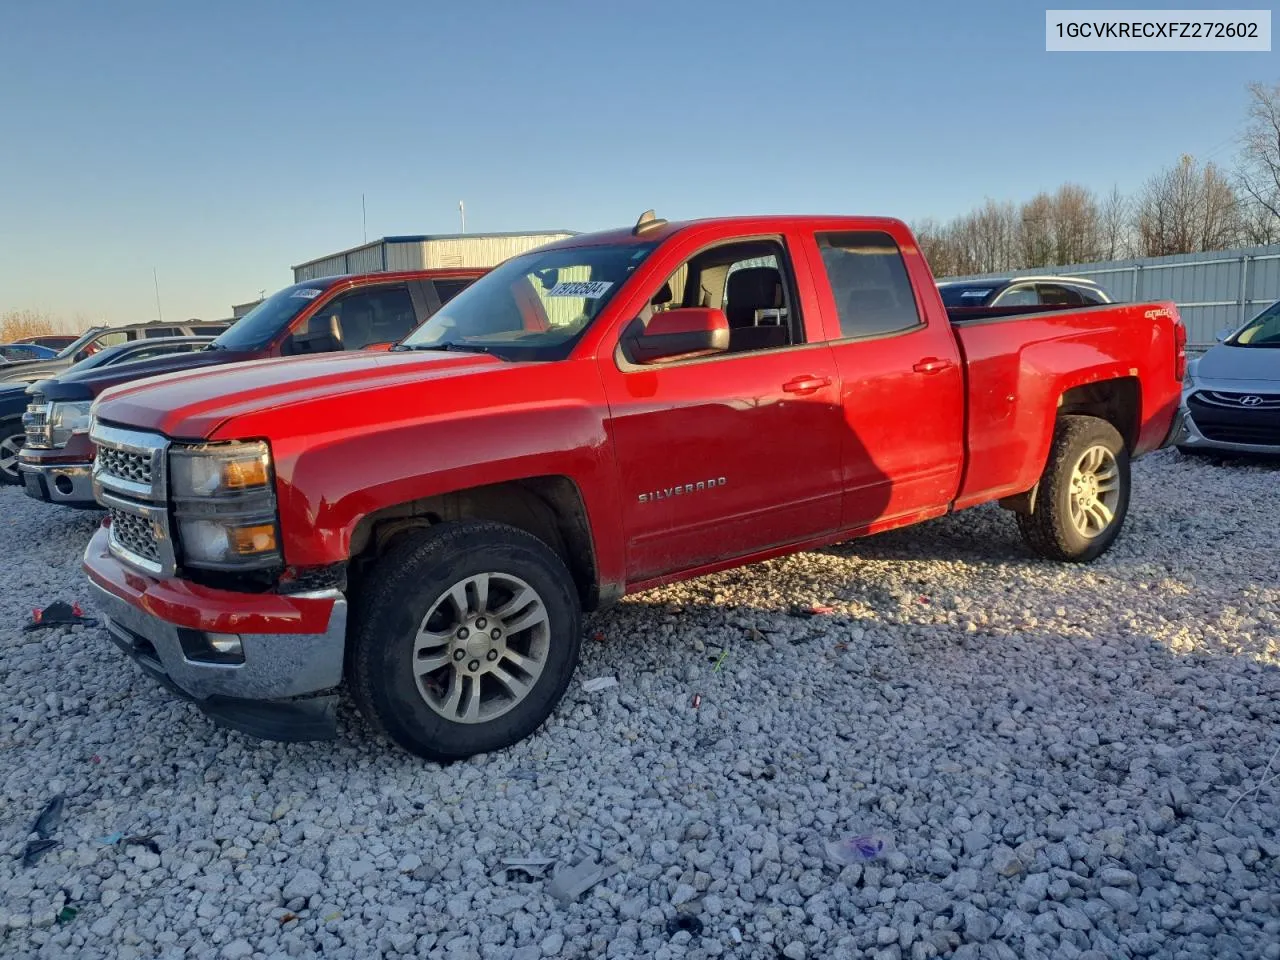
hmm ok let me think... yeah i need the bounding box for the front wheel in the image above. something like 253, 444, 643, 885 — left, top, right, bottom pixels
348, 521, 582, 761
1017, 415, 1130, 563
0, 420, 25, 485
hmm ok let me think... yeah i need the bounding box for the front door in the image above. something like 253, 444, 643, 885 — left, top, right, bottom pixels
598, 236, 844, 583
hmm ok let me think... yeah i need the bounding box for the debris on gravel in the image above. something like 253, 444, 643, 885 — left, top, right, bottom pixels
1, 451, 1278, 959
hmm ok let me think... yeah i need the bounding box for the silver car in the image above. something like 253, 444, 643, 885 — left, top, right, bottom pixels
1177, 300, 1280, 455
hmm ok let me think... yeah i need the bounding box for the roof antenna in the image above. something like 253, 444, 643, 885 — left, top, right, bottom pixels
632, 209, 668, 235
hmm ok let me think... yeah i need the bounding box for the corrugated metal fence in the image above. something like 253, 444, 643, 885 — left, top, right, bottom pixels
940, 243, 1280, 348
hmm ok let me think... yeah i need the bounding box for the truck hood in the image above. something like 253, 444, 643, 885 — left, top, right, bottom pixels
1195, 344, 1280, 382
94, 350, 507, 438
40, 348, 258, 403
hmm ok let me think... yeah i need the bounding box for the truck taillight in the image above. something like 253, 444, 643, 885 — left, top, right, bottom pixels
1173, 320, 1187, 380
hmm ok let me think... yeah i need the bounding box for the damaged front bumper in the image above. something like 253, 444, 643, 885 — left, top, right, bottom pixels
82, 525, 347, 742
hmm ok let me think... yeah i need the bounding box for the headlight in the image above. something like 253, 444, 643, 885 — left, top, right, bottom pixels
170, 440, 281, 570
47, 401, 93, 447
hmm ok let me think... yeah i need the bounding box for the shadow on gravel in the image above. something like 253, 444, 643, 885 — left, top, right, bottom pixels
818, 505, 1031, 566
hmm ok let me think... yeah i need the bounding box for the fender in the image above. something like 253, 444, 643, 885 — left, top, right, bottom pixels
208, 358, 626, 591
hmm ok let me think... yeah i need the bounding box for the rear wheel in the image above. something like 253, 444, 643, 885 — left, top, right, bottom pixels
0, 419, 24, 485
1017, 415, 1130, 563
349, 521, 582, 761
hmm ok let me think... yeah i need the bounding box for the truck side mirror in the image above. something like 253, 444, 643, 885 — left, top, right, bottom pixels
623, 307, 729, 364
292, 313, 344, 354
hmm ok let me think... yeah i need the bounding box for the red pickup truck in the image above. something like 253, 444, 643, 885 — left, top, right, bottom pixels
82, 214, 1185, 760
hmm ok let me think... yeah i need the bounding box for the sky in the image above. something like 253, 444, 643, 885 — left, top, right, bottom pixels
0, 0, 1272, 326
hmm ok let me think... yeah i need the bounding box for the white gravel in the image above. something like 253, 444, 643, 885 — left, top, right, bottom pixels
1, 449, 1278, 960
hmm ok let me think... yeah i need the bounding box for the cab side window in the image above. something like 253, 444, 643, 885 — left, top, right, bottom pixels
815, 231, 922, 339
647, 239, 803, 356
311, 285, 416, 350
432, 279, 474, 305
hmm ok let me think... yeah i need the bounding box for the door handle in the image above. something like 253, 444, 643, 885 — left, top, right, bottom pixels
912, 357, 954, 375
782, 375, 832, 395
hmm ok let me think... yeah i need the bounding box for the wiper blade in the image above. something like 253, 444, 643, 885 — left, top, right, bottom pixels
401, 341, 492, 354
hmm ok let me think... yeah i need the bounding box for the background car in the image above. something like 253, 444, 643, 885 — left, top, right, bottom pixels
0, 336, 214, 484
1177, 299, 1280, 456
13, 334, 79, 351
0, 343, 60, 363
938, 275, 1113, 309
0, 320, 228, 385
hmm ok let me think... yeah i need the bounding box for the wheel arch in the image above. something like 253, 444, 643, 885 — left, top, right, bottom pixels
347, 475, 603, 610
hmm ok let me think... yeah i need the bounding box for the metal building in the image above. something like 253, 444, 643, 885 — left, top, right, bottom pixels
291, 231, 577, 283
940, 243, 1280, 348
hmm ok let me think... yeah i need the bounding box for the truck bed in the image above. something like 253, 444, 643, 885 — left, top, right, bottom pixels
950, 301, 1183, 510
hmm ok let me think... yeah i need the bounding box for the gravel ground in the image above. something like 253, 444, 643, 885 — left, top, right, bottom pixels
1, 449, 1278, 960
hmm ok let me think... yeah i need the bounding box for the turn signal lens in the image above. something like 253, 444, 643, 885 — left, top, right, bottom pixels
223, 457, 269, 490
230, 524, 277, 556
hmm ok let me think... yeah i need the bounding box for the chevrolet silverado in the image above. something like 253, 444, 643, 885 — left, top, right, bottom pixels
82, 213, 1186, 760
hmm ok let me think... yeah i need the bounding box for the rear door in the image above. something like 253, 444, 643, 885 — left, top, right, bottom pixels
802, 227, 965, 532
598, 233, 844, 582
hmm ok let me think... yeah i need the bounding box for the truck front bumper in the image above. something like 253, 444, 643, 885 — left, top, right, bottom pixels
20, 460, 96, 507
82, 525, 347, 742
19, 437, 98, 507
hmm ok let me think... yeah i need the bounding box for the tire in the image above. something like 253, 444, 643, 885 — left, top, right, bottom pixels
1017, 415, 1130, 563
0, 419, 25, 485
348, 520, 582, 762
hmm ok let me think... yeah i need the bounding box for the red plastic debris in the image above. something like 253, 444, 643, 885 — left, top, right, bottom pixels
811, 604, 835, 615
691, 693, 702, 710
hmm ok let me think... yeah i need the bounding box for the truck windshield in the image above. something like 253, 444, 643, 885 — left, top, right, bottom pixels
1227, 300, 1280, 348
399, 243, 656, 360
211, 280, 332, 351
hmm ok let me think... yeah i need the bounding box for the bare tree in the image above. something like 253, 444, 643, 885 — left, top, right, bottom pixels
911, 218, 957, 277
1050, 184, 1103, 264
0, 309, 73, 341
1236, 80, 1280, 243
1019, 193, 1056, 267
1098, 185, 1132, 260
1134, 155, 1241, 256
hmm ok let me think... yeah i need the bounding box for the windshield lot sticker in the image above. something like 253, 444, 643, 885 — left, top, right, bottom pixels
547, 280, 612, 299
961, 290, 990, 298
291, 289, 322, 299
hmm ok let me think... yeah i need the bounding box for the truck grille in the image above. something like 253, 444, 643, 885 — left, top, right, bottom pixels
23, 402, 51, 449
89, 420, 173, 576
107, 508, 162, 564
96, 446, 154, 486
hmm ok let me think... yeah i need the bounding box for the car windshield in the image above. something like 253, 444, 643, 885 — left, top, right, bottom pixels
211, 280, 332, 351
55, 328, 102, 359
399, 243, 656, 360
1227, 300, 1280, 348
938, 284, 996, 307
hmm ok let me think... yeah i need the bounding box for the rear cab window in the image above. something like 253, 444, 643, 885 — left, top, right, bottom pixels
814, 231, 923, 340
